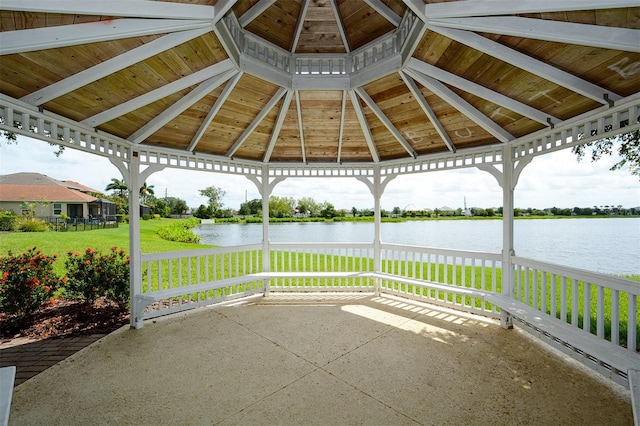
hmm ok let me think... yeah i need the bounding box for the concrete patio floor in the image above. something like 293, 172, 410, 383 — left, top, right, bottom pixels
8, 294, 633, 425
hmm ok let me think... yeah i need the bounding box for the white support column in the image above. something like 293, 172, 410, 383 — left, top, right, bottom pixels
247, 166, 285, 297
373, 167, 383, 296
501, 146, 515, 329
127, 152, 143, 329
111, 154, 164, 329
356, 168, 396, 296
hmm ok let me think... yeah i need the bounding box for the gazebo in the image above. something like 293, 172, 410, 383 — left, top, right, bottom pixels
1, 0, 639, 422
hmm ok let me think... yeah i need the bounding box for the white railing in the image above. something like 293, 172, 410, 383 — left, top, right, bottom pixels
140, 244, 264, 319
268, 242, 376, 291
511, 256, 639, 354
379, 243, 501, 316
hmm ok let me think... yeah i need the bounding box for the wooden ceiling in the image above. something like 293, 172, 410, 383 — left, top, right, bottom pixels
1, 1, 639, 165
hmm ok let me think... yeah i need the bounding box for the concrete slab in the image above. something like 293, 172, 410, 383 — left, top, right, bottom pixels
7, 295, 633, 425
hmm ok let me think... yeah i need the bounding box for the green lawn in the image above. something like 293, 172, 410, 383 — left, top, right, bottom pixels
0, 218, 214, 275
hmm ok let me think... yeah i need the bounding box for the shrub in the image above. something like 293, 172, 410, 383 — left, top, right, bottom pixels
142, 213, 152, 221
64, 247, 130, 307
0, 210, 18, 231
0, 248, 60, 319
15, 217, 49, 232
157, 218, 201, 243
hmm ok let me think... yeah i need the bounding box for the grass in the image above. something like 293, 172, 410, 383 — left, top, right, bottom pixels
0, 218, 214, 275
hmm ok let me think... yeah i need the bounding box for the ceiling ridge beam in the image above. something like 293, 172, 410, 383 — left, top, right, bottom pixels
337, 90, 348, 163
0, 19, 211, 55
421, 0, 639, 19
129, 70, 236, 144
188, 71, 244, 152
399, 71, 456, 153
365, 0, 402, 27
330, 0, 351, 53
354, 87, 417, 158
431, 26, 622, 105
407, 58, 560, 126
0, 0, 217, 19
226, 87, 288, 158
430, 17, 640, 53
348, 90, 379, 162
264, 90, 295, 162
21, 28, 211, 106
404, 68, 514, 143
295, 91, 307, 163
291, 0, 311, 52
239, 0, 276, 27
82, 59, 235, 127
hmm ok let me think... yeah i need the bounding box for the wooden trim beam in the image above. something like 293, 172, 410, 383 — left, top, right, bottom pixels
430, 17, 640, 53
330, 0, 351, 53
421, 0, 638, 19
399, 71, 456, 152
83, 59, 235, 127
404, 68, 514, 143
188, 72, 244, 152
355, 87, 416, 158
0, 0, 216, 19
407, 58, 560, 126
21, 28, 211, 106
364, 0, 402, 27
130, 70, 236, 144
348, 90, 379, 162
238, 0, 276, 27
432, 26, 622, 105
291, 0, 311, 52
226, 87, 288, 157
264, 90, 294, 162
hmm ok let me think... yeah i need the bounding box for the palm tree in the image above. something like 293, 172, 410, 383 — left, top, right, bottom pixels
139, 182, 155, 204
105, 178, 127, 200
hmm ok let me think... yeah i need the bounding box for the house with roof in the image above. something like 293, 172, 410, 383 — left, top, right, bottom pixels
0, 172, 115, 219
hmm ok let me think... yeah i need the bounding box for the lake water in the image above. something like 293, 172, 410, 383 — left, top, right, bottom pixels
194, 218, 640, 275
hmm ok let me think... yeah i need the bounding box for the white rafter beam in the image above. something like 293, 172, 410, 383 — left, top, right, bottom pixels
405, 68, 514, 143
130, 70, 236, 143
330, 0, 351, 53
295, 91, 307, 163
21, 28, 211, 106
399, 71, 456, 153
348, 90, 379, 162
239, 0, 276, 27
422, 0, 639, 19
0, 0, 217, 19
432, 27, 622, 105
430, 17, 640, 53
82, 59, 234, 127
291, 0, 311, 52
407, 58, 560, 126
337, 90, 347, 163
364, 0, 401, 27
264, 90, 294, 162
355, 87, 416, 158
188, 72, 244, 152
226, 87, 288, 158
0, 19, 211, 55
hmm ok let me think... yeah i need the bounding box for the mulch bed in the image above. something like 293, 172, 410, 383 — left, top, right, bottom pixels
0, 298, 130, 341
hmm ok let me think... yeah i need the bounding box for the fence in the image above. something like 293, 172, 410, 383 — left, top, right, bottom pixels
42, 216, 119, 232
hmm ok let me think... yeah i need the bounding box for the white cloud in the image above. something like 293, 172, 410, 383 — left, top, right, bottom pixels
1, 135, 638, 211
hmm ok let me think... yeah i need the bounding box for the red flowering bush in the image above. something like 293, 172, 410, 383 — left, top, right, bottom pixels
0, 247, 60, 319
64, 247, 130, 307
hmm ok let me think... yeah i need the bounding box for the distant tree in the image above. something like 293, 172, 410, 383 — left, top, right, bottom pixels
105, 178, 128, 200
199, 186, 226, 214
392, 206, 401, 216
239, 198, 262, 216
296, 197, 319, 217
193, 204, 213, 219
351, 207, 358, 217
150, 198, 171, 217
320, 202, 337, 219
139, 182, 154, 204
165, 197, 189, 215
572, 129, 639, 179
269, 196, 295, 218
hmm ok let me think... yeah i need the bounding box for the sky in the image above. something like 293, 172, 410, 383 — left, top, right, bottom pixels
1, 135, 638, 212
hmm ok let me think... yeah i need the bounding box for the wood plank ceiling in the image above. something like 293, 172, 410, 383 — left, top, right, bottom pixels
0, 1, 638, 165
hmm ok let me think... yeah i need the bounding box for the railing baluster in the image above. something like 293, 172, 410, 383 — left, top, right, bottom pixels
597, 285, 605, 339
611, 289, 620, 345
583, 282, 591, 333
628, 294, 637, 353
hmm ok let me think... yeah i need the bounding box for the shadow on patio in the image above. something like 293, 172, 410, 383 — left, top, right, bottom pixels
9, 294, 632, 425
